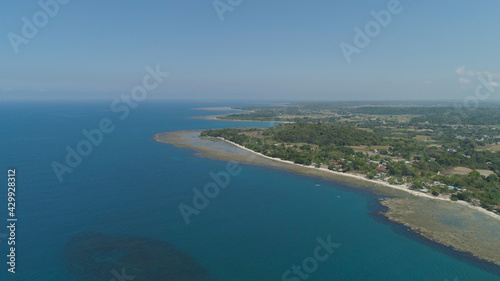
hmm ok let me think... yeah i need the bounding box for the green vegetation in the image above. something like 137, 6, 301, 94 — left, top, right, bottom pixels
410, 108, 500, 125
265, 123, 382, 146
202, 107, 500, 213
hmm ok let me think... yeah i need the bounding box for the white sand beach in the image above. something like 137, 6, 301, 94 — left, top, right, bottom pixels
216, 137, 500, 222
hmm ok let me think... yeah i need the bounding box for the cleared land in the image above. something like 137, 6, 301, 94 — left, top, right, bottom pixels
442, 166, 495, 177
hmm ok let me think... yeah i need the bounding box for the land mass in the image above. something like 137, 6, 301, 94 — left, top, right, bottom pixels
196, 103, 500, 213
201, 124, 500, 214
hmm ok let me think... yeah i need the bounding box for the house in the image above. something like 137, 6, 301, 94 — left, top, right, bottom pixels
448, 186, 457, 190
376, 167, 386, 172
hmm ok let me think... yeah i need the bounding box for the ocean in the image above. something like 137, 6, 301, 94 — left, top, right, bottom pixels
0, 100, 499, 281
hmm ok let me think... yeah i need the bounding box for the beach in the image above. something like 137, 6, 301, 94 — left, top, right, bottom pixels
225, 138, 500, 222
155, 130, 500, 267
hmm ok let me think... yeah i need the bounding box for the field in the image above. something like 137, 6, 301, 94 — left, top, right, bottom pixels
414, 135, 433, 142
442, 167, 495, 177
477, 143, 500, 152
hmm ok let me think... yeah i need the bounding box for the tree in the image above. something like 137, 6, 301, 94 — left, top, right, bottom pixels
469, 170, 481, 178
487, 173, 499, 182
457, 192, 472, 201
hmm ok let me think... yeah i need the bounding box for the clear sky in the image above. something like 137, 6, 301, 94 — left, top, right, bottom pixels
1, 0, 499, 101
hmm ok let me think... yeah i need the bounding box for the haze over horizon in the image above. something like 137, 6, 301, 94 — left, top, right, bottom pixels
2, 0, 499, 101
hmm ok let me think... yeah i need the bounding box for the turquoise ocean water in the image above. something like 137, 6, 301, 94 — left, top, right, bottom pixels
0, 100, 499, 280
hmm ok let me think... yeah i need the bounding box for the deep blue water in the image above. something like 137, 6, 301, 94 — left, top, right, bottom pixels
0, 100, 499, 281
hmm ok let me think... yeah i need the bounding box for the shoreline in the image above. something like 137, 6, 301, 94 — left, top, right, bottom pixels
189, 107, 292, 123
155, 130, 500, 266
216, 137, 500, 222
189, 114, 290, 123
192, 107, 246, 111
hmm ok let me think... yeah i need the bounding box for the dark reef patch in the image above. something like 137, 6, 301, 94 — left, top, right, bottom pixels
64, 232, 212, 281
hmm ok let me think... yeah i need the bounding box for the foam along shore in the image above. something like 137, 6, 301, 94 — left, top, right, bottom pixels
155, 130, 500, 267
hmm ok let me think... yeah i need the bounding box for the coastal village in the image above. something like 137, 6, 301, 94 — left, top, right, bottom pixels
205, 104, 500, 214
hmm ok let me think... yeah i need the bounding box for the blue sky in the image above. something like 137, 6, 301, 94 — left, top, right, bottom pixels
1, 0, 499, 101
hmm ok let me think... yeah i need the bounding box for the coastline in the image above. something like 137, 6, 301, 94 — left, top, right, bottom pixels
193, 107, 245, 111
189, 107, 291, 123
155, 130, 500, 267
189, 114, 289, 123
218, 137, 500, 222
